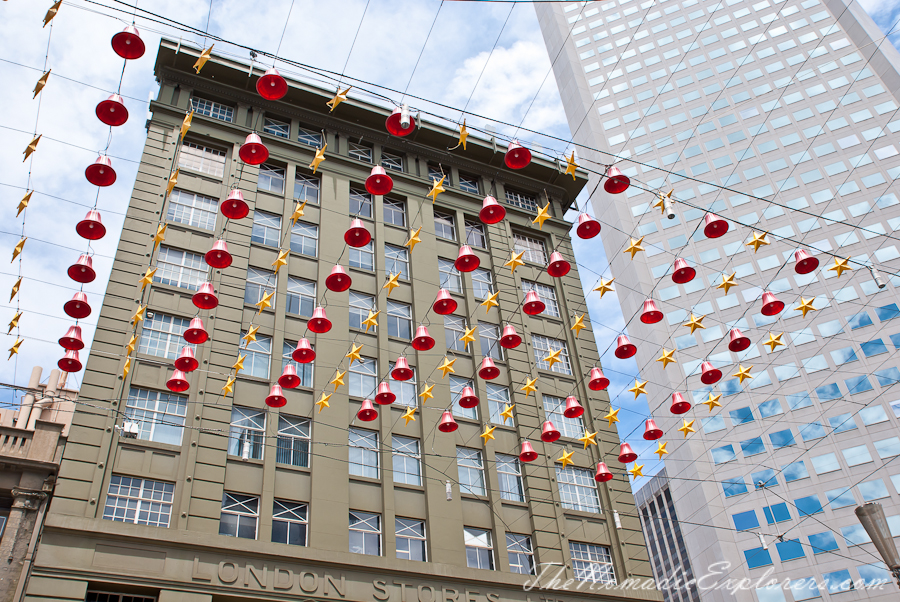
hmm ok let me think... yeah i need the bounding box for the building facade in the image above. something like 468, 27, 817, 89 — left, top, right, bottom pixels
535, 0, 900, 600
23, 40, 660, 602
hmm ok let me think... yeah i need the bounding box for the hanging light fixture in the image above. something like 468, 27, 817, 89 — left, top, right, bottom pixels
703, 213, 728, 238
617, 443, 637, 463
671, 258, 696, 283
642, 419, 663, 440
519, 440, 538, 462
95, 94, 128, 127
357, 399, 378, 421
174, 347, 199, 372
438, 410, 459, 433
547, 251, 571, 278
564, 396, 584, 418
523, 291, 545, 315
238, 133, 269, 165
727, 328, 751, 352
111, 25, 146, 59
479, 196, 505, 224
432, 289, 458, 315
588, 367, 609, 391
458, 386, 479, 409
478, 357, 500, 380
265, 384, 287, 408
504, 140, 531, 170
499, 324, 521, 349
670, 392, 691, 414
308, 307, 332, 334
64, 292, 91, 319
594, 462, 613, 482
603, 165, 630, 194
412, 325, 435, 351
700, 361, 722, 385
85, 155, 117, 187
192, 283, 218, 310
205, 240, 233, 269
58, 325, 84, 351
454, 246, 480, 272
761, 291, 785, 316
375, 382, 396, 405
220, 189, 249, 220
279, 364, 301, 389
541, 421, 561, 443
365, 166, 393, 196
639, 299, 663, 324
256, 68, 288, 100
794, 249, 819, 274
575, 213, 601, 239
614, 334, 636, 359
391, 357, 413, 381
183, 317, 209, 345
166, 369, 190, 392
344, 219, 372, 247
58, 350, 82, 373
67, 254, 96, 284
292, 338, 316, 363
325, 265, 352, 292
385, 105, 416, 137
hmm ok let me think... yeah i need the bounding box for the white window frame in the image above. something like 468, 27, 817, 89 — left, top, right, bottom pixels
155, 246, 207, 291
263, 116, 290, 139
434, 210, 456, 241
444, 316, 468, 352
396, 518, 427, 561
507, 533, 535, 575
242, 332, 272, 379
229, 407, 265, 460
272, 499, 308, 546
290, 222, 318, 257
349, 292, 375, 331
383, 198, 406, 227
523, 281, 560, 317
439, 258, 462, 292
286, 277, 316, 317
570, 542, 616, 584
178, 141, 225, 177
276, 414, 310, 467
505, 189, 539, 211
245, 267, 276, 307
294, 172, 320, 204
457, 447, 485, 496
532, 335, 572, 375
349, 240, 375, 271
349, 357, 377, 399
137, 313, 192, 360
450, 376, 477, 420
125, 387, 187, 445
349, 511, 381, 555
486, 383, 511, 425
392, 435, 422, 486
464, 527, 494, 569
350, 188, 373, 218
251, 211, 282, 246
219, 492, 259, 539
471, 268, 493, 300
465, 220, 486, 248
479, 324, 503, 362
167, 189, 218, 231
496, 453, 524, 502
349, 142, 373, 163
381, 150, 404, 172
349, 428, 379, 478
514, 234, 547, 264
102, 475, 174, 527
557, 466, 601, 513
386, 300, 412, 340
190, 96, 233, 122
385, 244, 410, 280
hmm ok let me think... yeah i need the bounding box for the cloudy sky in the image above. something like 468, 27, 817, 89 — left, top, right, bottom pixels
1, 0, 896, 488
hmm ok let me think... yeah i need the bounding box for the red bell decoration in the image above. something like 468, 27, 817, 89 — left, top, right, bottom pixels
357, 399, 378, 422
499, 324, 521, 349
454, 245, 480, 272
519, 440, 538, 462
265, 384, 287, 408
640, 299, 663, 324
256, 68, 288, 100
643, 419, 664, 441
96, 94, 128, 127
325, 265, 352, 292
166, 369, 190, 393
588, 367, 610, 391
432, 289, 458, 315
365, 166, 393, 196
58, 350, 82, 373
541, 420, 561, 443
595, 462, 613, 482
670, 392, 691, 414
618, 442, 637, 463
458, 386, 479, 409
385, 105, 416, 137
760, 292, 785, 316
192, 282, 218, 310
85, 155, 116, 187
308, 307, 332, 334
64, 292, 91, 319
205, 240, 233, 269
603, 165, 630, 194
728, 328, 751, 352
279, 364, 301, 389
700, 361, 722, 385
184, 317, 209, 345
478, 357, 500, 380
344, 218, 372, 247
174, 347, 199, 372
238, 133, 269, 165
523, 291, 545, 315
504, 140, 531, 170
794, 249, 819, 274
375, 382, 396, 405
221, 189, 249, 220
59, 325, 85, 351
412, 325, 435, 351
391, 356, 413, 381
479, 196, 506, 224
76, 210, 106, 241
437, 410, 458, 433
547, 251, 571, 278
576, 213, 601, 239
563, 396, 584, 418
111, 25, 145, 59
293, 338, 316, 363
67, 254, 96, 284
671, 258, 696, 283
703, 213, 728, 238
614, 334, 636, 359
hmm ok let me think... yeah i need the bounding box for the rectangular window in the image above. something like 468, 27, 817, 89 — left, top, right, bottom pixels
178, 141, 225, 177
570, 542, 616, 584
522, 281, 560, 317
125, 388, 187, 445
190, 96, 233, 122
507, 534, 535, 575
450, 376, 477, 420
544, 395, 583, 438
427, 164, 448, 185
167, 189, 217, 231
252, 211, 281, 246
505, 189, 539, 212
349, 292, 374, 331
486, 383, 511, 426
383, 198, 406, 227
349, 357, 377, 399
294, 172, 320, 204
434, 210, 456, 241
457, 447, 485, 496
385, 245, 409, 280
258, 164, 286, 194
465, 220, 486, 248
242, 333, 271, 379
349, 428, 378, 478
276, 415, 310, 467
290, 222, 318, 257
532, 335, 572, 374
219, 492, 258, 539
496, 453, 524, 502
229, 407, 265, 460
764, 503, 791, 524
381, 150, 404, 172
557, 466, 600, 513
794, 495, 823, 516
138, 313, 191, 360
444, 316, 468, 353
392, 436, 421, 486
514, 234, 547, 264
155, 246, 207, 291
286, 277, 315, 317
349, 240, 374, 271
349, 142, 373, 163
386, 300, 412, 340
396, 518, 426, 561
103, 475, 174, 527
464, 528, 493, 570
458, 173, 479, 194
389, 362, 417, 408
272, 500, 307, 546
297, 126, 323, 148
350, 188, 373, 219
439, 259, 462, 293
349, 511, 381, 555
479, 324, 503, 361
471, 268, 493, 300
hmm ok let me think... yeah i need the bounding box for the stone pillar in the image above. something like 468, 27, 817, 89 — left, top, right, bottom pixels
0, 488, 46, 602
14, 367, 42, 430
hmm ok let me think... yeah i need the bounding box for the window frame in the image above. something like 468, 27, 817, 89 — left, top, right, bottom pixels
272, 499, 308, 546
276, 414, 311, 468
349, 510, 381, 555
219, 492, 259, 539
349, 427, 379, 479
102, 475, 175, 527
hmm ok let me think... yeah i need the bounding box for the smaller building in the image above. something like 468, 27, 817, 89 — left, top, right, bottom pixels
0, 366, 76, 602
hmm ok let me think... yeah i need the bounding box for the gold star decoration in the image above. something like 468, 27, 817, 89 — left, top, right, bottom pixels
745, 231, 770, 253
11, 238, 26, 263
221, 376, 235, 396
139, 267, 157, 291
255, 291, 274, 313
8, 338, 22, 360
405, 227, 422, 252
419, 383, 435, 402
193, 45, 214, 74
152, 223, 167, 249
520, 378, 538, 397
330, 370, 346, 391
33, 69, 50, 99
451, 120, 468, 151
427, 176, 445, 203
326, 87, 351, 112
130, 305, 146, 326
383, 273, 400, 296
459, 326, 477, 350
795, 297, 817, 318
678, 419, 696, 438
654, 442, 669, 460
733, 365, 753, 383
437, 357, 456, 378
828, 257, 853, 277
571, 314, 587, 338
271, 249, 289, 274
604, 407, 620, 427
500, 404, 515, 424
232, 354, 246, 373
564, 152, 579, 180
17, 191, 32, 217
557, 450, 575, 469
242, 326, 259, 345
122, 357, 131, 380
624, 237, 645, 259
629, 463, 645, 478
401, 406, 417, 425
43, 1, 62, 27
481, 291, 499, 313
23, 135, 41, 162
290, 200, 307, 226
763, 332, 785, 353
717, 272, 738, 294
166, 168, 179, 196
504, 250, 525, 273
7, 311, 21, 334
309, 144, 327, 173
683, 313, 706, 334
125, 335, 136, 356
316, 392, 332, 413
346, 343, 363, 366
532, 203, 551, 229
628, 379, 648, 399
578, 431, 597, 449
702, 392, 722, 412
654, 189, 673, 214
594, 277, 615, 297
180, 110, 193, 140
543, 348, 562, 368
362, 310, 380, 333
10, 277, 22, 302
480, 425, 496, 443
656, 348, 676, 369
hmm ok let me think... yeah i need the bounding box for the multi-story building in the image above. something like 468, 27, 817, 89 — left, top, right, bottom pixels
536, 0, 900, 600
22, 40, 660, 602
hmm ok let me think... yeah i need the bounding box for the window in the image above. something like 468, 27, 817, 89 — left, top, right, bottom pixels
385, 245, 409, 280
167, 189, 218, 231
826, 487, 856, 509
349, 357, 377, 399
383, 198, 406, 227
486, 383, 511, 426
465, 220, 486, 248
858, 564, 892, 587
434, 210, 456, 240
843, 444, 873, 466
290, 222, 318, 257
272, 500, 307, 546
732, 510, 759, 531
251, 211, 282, 248
297, 126, 323, 148
155, 246, 207, 291
125, 388, 187, 445
829, 413, 857, 433
782, 461, 809, 482
450, 376, 477, 420
294, 172, 320, 204
350, 240, 374, 271
570, 542, 616, 584
729, 407, 755, 425
470, 268, 493, 300
496, 453, 524, 502
190, 96, 233, 122
464, 528, 493, 570
457, 447, 485, 496
514, 234, 547, 264
479, 324, 503, 361
808, 531, 839, 554
858, 478, 889, 501
349, 142, 373, 163
229, 407, 265, 460
286, 277, 315, 317
258, 164, 286, 194
350, 188, 373, 218
744, 547, 773, 569
822, 569, 853, 594
86, 593, 154, 602
507, 534, 535, 575
775, 539, 804, 562
522, 281, 560, 317
427, 164, 448, 184
741, 437, 765, 456
392, 436, 421, 486
712, 445, 737, 464
532, 335, 572, 374
103, 475, 174, 527
384, 300, 412, 340
243, 333, 271, 378
245, 267, 276, 307
769, 429, 795, 448
281, 341, 314, 387
396, 518, 426, 561
381, 150, 404, 172
349, 511, 381, 555
444, 316, 468, 353
458, 173, 479, 194
557, 466, 600, 513
138, 313, 191, 360
794, 495, 823, 516
439, 259, 462, 293
349, 292, 374, 331
276, 415, 310, 467
219, 492, 258, 539
179, 141, 225, 177
543, 395, 583, 439
723, 477, 748, 497
505, 189, 539, 212
349, 428, 378, 478
389, 362, 417, 407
